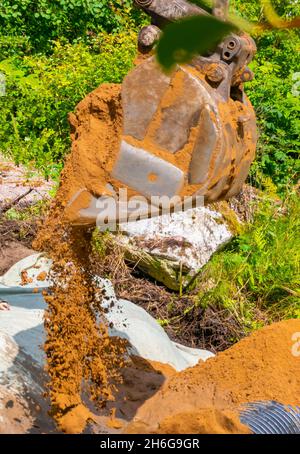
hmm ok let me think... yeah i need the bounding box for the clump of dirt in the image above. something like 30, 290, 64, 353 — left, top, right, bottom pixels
126, 319, 300, 434
20, 270, 33, 286
33, 84, 129, 433
36, 271, 48, 282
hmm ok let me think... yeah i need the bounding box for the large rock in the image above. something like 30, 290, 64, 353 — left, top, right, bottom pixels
117, 205, 234, 290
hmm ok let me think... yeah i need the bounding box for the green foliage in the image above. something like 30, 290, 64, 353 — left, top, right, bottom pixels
92, 229, 111, 258
230, 0, 300, 191
246, 30, 300, 191
230, 0, 300, 22
195, 192, 300, 329
0, 35, 32, 60
0, 32, 136, 179
5, 199, 46, 221
0, 0, 144, 53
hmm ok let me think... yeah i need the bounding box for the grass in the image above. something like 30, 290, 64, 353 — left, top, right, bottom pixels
4, 200, 47, 222
194, 190, 300, 330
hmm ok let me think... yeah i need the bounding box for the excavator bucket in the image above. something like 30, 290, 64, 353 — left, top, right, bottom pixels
62, 0, 257, 227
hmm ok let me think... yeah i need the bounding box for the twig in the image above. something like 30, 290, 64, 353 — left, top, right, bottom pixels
0, 188, 34, 216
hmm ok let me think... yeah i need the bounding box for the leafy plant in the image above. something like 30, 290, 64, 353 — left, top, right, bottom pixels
5, 199, 47, 221
195, 191, 300, 329
0, 32, 136, 179
0, 0, 145, 54
231, 1, 300, 191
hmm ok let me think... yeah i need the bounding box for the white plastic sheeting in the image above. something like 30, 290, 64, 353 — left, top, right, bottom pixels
0, 253, 52, 289
0, 255, 214, 372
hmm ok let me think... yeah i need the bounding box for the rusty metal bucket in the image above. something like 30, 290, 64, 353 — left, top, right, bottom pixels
63, 0, 257, 225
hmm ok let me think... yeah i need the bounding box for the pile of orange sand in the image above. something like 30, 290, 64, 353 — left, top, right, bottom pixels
126, 319, 300, 434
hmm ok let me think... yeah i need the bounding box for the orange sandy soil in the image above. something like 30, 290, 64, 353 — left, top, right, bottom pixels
125, 319, 300, 434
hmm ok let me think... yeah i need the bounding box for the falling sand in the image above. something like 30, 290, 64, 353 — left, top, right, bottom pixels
34, 218, 128, 433
33, 84, 128, 433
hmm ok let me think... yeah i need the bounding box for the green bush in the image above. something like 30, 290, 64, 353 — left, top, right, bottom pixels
231, 0, 300, 191
195, 192, 300, 330
0, 0, 144, 53
0, 33, 137, 179
247, 38, 300, 191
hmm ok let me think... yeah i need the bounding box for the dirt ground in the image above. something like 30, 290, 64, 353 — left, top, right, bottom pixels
0, 155, 54, 275
126, 319, 300, 434
0, 219, 37, 275
0, 354, 175, 435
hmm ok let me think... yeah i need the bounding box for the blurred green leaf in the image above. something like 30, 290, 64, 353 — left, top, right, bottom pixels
157, 15, 236, 71
189, 0, 213, 13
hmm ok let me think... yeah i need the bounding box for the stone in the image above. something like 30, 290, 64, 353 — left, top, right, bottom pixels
118, 205, 234, 289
